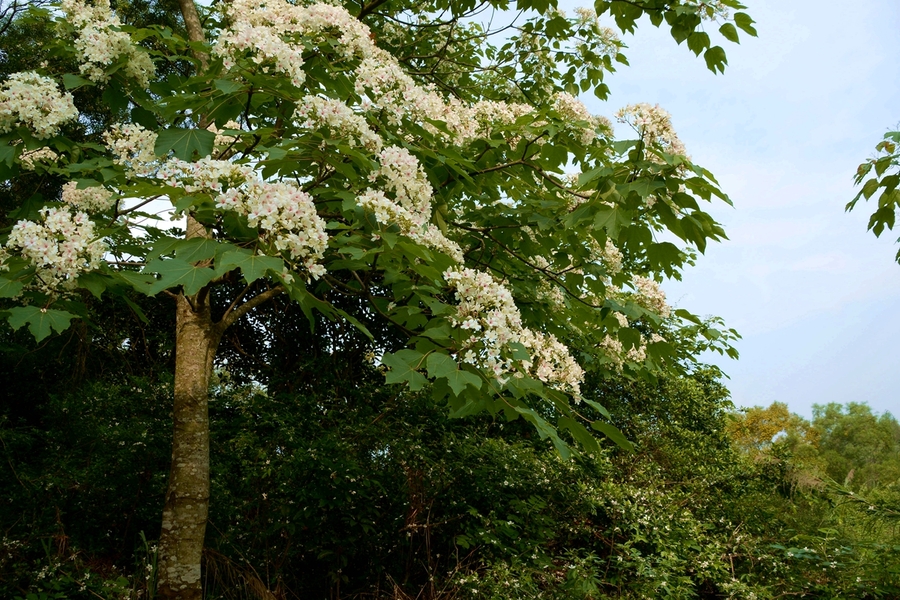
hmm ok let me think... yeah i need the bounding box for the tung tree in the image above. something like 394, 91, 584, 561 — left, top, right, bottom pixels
0, 0, 751, 597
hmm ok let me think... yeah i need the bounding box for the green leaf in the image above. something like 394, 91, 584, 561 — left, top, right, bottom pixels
6, 306, 76, 341
333, 306, 374, 341
686, 31, 710, 56
559, 416, 601, 454
0, 145, 14, 167
117, 271, 156, 294
577, 165, 612, 187
623, 177, 665, 198
507, 341, 530, 362
175, 238, 224, 263
426, 353, 481, 394
511, 405, 571, 458
8, 193, 47, 221
703, 46, 728, 74
675, 308, 703, 325
131, 105, 158, 129
718, 23, 739, 43
594, 205, 631, 238
444, 369, 482, 395
144, 258, 217, 295
591, 420, 634, 451
421, 322, 451, 341
122, 295, 149, 324
861, 178, 880, 199
582, 398, 612, 420
0, 276, 24, 299
154, 128, 216, 161
62, 73, 94, 90
217, 251, 284, 283
382, 349, 427, 391
506, 376, 543, 399
146, 236, 182, 261
102, 83, 129, 114
733, 12, 758, 36
214, 79, 244, 94
426, 352, 458, 378
75, 272, 109, 299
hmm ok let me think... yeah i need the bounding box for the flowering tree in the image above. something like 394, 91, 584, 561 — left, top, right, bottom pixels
0, 0, 751, 597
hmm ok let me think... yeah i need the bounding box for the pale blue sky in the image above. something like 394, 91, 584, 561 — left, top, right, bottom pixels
579, 0, 900, 418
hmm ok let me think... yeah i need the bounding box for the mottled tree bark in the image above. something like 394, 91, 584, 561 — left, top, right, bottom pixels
156, 217, 283, 598
157, 289, 222, 600
175, 0, 208, 70
156, 1, 213, 596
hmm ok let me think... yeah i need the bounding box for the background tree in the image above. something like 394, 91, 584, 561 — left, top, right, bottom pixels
726, 401, 818, 458
812, 402, 900, 489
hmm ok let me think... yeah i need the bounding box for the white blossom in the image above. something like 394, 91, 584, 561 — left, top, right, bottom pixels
631, 275, 671, 318
0, 72, 78, 139
615, 103, 688, 158
61, 0, 156, 86
61, 181, 116, 213
19, 147, 60, 170
103, 123, 158, 176
3, 207, 107, 293
444, 267, 583, 394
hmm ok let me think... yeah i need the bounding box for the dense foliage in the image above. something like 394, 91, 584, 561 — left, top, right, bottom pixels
2, 326, 898, 598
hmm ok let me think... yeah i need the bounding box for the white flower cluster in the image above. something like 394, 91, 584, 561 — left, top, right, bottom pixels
154, 157, 328, 277
103, 123, 158, 175
61, 0, 155, 86
353, 59, 532, 144
631, 275, 671, 318
615, 103, 687, 158
572, 8, 621, 54
3, 207, 107, 293
213, 0, 541, 266
158, 157, 255, 195
518, 328, 584, 395
207, 120, 242, 156
358, 146, 464, 262
598, 333, 648, 371
216, 180, 328, 278
102, 122, 330, 279
573, 7, 597, 24
589, 237, 623, 276
296, 96, 382, 153
359, 188, 464, 262
0, 72, 78, 139
694, 0, 730, 21
19, 147, 60, 170
375, 146, 432, 218
215, 0, 532, 145
215, 0, 372, 87
554, 92, 592, 122
553, 92, 610, 145
61, 181, 116, 213
445, 267, 583, 395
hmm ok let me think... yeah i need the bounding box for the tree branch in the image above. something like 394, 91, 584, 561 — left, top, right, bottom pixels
176, 0, 208, 70
219, 285, 285, 330
357, 0, 391, 20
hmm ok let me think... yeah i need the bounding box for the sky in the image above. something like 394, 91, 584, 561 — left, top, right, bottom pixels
575, 0, 900, 418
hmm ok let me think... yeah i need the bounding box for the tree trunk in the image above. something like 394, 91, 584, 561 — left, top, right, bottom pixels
157, 292, 222, 600
157, 0, 214, 596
